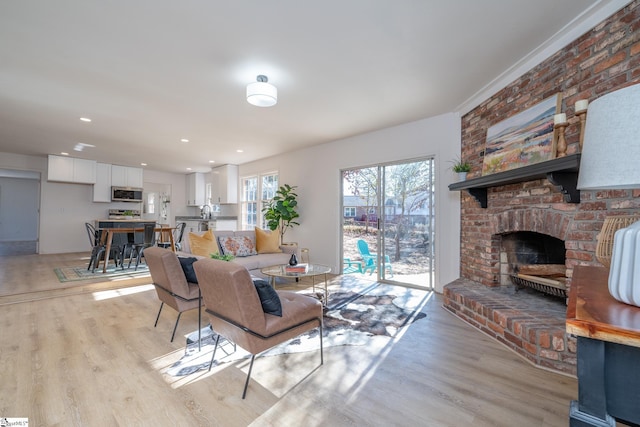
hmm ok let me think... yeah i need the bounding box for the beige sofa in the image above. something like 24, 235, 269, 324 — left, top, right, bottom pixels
179, 229, 297, 279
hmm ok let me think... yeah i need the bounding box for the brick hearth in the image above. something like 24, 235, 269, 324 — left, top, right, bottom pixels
443, 279, 576, 375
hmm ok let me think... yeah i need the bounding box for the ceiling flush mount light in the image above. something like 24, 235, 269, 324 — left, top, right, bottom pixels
246, 75, 277, 107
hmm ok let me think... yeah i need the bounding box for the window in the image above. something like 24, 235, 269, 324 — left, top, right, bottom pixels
241, 172, 278, 230
344, 207, 356, 217
146, 192, 156, 214
205, 183, 212, 205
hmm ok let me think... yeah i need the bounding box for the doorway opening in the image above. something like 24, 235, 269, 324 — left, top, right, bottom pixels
0, 169, 40, 255
341, 157, 435, 289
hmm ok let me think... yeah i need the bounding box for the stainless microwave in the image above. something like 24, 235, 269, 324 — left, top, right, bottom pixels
111, 186, 143, 202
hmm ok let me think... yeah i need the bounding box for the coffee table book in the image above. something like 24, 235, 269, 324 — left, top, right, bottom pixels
285, 263, 308, 273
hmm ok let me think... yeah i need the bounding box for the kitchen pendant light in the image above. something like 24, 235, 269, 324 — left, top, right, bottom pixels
246, 75, 277, 107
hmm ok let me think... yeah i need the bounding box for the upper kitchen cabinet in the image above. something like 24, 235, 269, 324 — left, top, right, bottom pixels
210, 164, 238, 204
47, 155, 96, 184
93, 163, 112, 202
187, 172, 205, 206
111, 165, 143, 188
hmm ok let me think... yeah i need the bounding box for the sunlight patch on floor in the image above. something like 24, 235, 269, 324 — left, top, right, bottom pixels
344, 288, 434, 403
92, 284, 155, 300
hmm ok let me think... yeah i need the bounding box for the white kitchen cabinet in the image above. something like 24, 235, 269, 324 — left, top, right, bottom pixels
47, 155, 96, 184
210, 164, 238, 204
186, 172, 205, 206
210, 219, 237, 231
92, 163, 112, 202
111, 165, 143, 188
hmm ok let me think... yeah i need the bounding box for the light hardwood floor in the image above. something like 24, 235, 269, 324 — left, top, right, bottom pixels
0, 252, 578, 426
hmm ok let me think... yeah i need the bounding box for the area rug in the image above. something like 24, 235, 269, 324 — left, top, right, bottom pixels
54, 265, 150, 282
167, 290, 427, 376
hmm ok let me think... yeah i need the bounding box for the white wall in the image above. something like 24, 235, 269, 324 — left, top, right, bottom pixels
239, 112, 462, 292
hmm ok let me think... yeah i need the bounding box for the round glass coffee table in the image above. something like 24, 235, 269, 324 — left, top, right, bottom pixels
261, 263, 332, 304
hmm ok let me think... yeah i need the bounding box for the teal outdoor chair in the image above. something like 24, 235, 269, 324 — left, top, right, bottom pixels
343, 258, 363, 274
356, 239, 393, 276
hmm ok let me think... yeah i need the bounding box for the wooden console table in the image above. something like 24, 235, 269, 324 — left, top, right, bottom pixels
566, 265, 640, 426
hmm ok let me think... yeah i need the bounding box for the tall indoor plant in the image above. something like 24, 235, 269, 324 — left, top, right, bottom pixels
263, 184, 300, 243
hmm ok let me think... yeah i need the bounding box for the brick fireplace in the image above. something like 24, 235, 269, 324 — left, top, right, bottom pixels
442, 3, 640, 376
443, 201, 579, 374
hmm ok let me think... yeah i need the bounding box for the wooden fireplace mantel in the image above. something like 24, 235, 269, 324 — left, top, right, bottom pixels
448, 153, 581, 208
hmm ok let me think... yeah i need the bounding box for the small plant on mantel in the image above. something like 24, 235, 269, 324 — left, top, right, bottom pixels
450, 157, 471, 173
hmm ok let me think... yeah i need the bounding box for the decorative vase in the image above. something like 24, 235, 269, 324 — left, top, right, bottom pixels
608, 221, 640, 307
289, 253, 298, 266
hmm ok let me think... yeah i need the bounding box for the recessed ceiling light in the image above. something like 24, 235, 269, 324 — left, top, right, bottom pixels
180, 138, 189, 143
209, 160, 215, 164
186, 167, 192, 171
61, 152, 69, 156
236, 149, 244, 153
80, 117, 92, 122
73, 142, 95, 152
140, 163, 147, 166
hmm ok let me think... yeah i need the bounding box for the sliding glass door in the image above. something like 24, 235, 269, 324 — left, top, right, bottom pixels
341, 157, 435, 289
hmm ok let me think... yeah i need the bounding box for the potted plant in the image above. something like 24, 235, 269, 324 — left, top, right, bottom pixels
122, 210, 135, 219
450, 157, 471, 181
262, 184, 300, 244
210, 253, 235, 262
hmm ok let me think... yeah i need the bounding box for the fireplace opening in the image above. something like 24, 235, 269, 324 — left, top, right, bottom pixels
499, 231, 567, 298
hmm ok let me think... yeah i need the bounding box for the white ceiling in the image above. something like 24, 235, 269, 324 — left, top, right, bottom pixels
0, 1, 623, 174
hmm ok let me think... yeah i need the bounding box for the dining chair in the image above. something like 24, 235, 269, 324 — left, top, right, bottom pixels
128, 222, 157, 270
85, 223, 122, 272
86, 222, 104, 272
173, 222, 187, 251
157, 222, 186, 251
118, 231, 137, 270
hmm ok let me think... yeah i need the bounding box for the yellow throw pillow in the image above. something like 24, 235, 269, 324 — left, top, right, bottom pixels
189, 229, 219, 257
255, 227, 282, 254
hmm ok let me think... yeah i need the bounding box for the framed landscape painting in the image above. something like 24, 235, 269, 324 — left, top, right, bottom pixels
482, 94, 561, 175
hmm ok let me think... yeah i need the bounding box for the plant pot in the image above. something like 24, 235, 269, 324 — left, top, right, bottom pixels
457, 172, 468, 181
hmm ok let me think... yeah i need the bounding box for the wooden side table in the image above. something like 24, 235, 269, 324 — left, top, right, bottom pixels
566, 265, 640, 426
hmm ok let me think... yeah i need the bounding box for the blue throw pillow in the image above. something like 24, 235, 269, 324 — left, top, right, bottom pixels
178, 256, 199, 283
252, 279, 282, 317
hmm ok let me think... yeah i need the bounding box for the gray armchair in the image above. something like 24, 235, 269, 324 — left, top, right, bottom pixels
193, 257, 323, 398
144, 247, 202, 349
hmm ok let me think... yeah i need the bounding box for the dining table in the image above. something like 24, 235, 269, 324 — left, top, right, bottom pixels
96, 225, 176, 273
